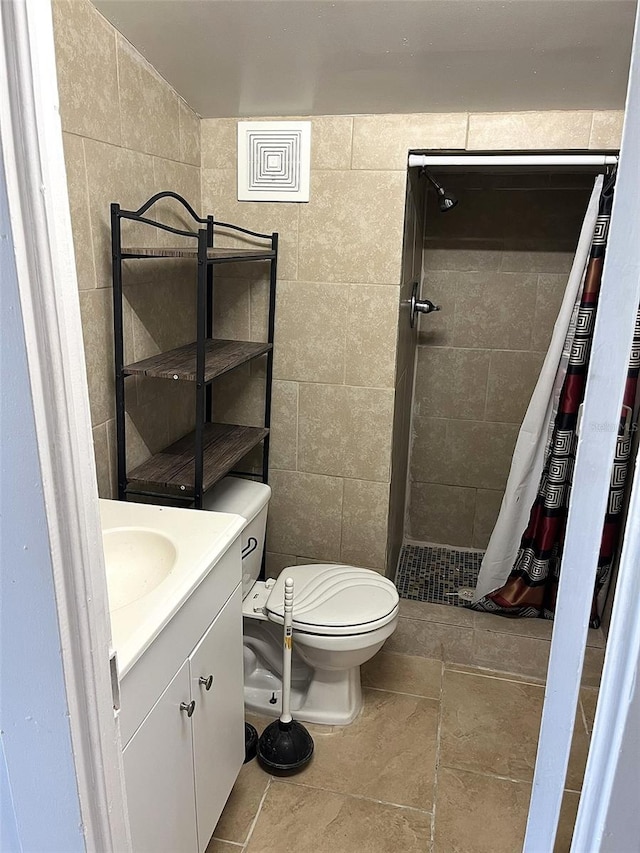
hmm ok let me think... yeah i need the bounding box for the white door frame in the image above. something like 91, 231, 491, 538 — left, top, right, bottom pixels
524, 5, 640, 850
0, 1, 129, 849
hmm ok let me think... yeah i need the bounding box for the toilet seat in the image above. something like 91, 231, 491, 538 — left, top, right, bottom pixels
266, 564, 399, 637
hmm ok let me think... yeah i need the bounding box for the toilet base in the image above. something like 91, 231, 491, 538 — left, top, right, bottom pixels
245, 664, 363, 727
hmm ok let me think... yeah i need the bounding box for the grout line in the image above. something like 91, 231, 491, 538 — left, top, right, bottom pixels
443, 664, 545, 688
430, 660, 445, 849
241, 776, 272, 850
438, 762, 547, 789
363, 685, 441, 702
274, 777, 433, 816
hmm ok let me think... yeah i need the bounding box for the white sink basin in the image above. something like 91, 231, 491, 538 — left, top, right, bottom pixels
99, 499, 246, 676
103, 527, 177, 610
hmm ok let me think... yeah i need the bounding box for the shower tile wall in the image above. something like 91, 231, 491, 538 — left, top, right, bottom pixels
52, 0, 201, 498
408, 173, 594, 548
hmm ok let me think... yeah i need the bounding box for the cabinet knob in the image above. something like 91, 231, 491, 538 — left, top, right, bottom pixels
180, 700, 196, 717
199, 675, 214, 691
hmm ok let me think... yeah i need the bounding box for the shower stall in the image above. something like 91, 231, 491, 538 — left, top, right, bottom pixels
387, 151, 628, 624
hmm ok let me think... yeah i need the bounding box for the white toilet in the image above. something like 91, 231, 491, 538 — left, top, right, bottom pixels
204, 477, 399, 725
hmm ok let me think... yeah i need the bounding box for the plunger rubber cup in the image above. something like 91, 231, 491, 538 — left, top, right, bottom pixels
257, 718, 314, 773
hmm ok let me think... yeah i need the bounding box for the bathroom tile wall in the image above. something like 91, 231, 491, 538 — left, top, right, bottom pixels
200, 112, 622, 574
52, 0, 201, 498
408, 171, 598, 548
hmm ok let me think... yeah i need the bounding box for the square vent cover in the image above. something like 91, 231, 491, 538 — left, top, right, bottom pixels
237, 121, 311, 202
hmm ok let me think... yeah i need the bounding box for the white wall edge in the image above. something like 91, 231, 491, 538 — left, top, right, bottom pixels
0, 0, 130, 849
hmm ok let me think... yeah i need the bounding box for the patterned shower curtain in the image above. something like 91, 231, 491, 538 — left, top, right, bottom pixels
472, 172, 640, 625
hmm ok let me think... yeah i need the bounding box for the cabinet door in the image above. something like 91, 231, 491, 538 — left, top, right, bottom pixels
123, 660, 198, 853
190, 585, 245, 853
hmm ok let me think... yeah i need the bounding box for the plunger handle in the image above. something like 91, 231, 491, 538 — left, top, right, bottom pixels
281, 577, 294, 725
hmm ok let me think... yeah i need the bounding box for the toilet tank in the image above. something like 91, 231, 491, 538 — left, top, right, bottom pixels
202, 477, 271, 599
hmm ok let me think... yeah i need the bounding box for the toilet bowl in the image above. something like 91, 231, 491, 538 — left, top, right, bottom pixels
203, 477, 399, 726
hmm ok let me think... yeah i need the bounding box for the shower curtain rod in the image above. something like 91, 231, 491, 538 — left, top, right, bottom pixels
408, 153, 619, 168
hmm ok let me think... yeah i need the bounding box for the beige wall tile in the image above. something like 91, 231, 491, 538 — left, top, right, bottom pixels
298, 384, 394, 482
211, 369, 265, 427
385, 615, 475, 662
79, 288, 115, 426
485, 350, 544, 424
105, 419, 117, 498
434, 767, 530, 853
126, 276, 197, 360
473, 488, 503, 549
52, 0, 120, 144
589, 111, 624, 149
269, 380, 298, 470
245, 782, 432, 853
452, 272, 538, 350
414, 347, 490, 420
352, 113, 468, 170
200, 119, 238, 170
83, 139, 157, 288
201, 168, 298, 281
501, 250, 574, 275
308, 115, 354, 170
532, 273, 571, 352
445, 420, 518, 490
164, 381, 196, 444
469, 630, 551, 681
152, 158, 202, 245
408, 482, 476, 546
266, 470, 343, 560
345, 285, 399, 388
212, 279, 250, 339
92, 422, 111, 498
361, 651, 443, 699
62, 133, 96, 290
409, 416, 449, 486
179, 99, 201, 167
265, 551, 296, 579
125, 405, 169, 470
117, 36, 180, 160
423, 245, 503, 273
468, 111, 593, 150
340, 479, 390, 570
273, 281, 348, 384
298, 170, 406, 284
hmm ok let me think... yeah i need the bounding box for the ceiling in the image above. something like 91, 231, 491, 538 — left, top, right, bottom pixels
93, 0, 637, 118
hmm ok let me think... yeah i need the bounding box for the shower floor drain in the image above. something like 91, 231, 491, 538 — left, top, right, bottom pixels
395, 544, 484, 606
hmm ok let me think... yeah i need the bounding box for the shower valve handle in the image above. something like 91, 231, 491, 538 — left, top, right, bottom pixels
410, 282, 441, 328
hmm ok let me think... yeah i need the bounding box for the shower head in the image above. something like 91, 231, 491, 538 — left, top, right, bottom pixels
420, 168, 458, 212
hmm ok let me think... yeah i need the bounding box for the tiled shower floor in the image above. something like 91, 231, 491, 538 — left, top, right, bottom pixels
395, 543, 484, 606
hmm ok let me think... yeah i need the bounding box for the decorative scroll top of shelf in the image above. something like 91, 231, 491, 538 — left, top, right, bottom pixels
122, 246, 276, 260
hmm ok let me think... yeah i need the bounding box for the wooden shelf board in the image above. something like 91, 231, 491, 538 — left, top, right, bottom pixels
127, 423, 268, 493
123, 339, 272, 382
122, 246, 275, 262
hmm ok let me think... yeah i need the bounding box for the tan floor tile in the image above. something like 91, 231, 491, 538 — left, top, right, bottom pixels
246, 782, 432, 853
293, 689, 438, 810
399, 598, 476, 627
361, 650, 442, 699
205, 840, 243, 853
444, 663, 543, 687
580, 688, 599, 734
212, 759, 270, 844
433, 767, 530, 853
440, 669, 544, 781
555, 790, 580, 852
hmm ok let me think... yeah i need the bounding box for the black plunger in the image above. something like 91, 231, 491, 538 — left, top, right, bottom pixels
257, 578, 314, 772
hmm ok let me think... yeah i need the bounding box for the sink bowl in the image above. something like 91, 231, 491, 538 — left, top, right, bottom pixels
103, 527, 177, 610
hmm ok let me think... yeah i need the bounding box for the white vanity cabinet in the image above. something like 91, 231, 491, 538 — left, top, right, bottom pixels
118, 541, 245, 853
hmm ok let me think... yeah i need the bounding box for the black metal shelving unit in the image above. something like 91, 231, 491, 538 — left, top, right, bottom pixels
111, 191, 278, 508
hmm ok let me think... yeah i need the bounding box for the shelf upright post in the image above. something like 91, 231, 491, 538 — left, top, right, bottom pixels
205, 214, 215, 424
111, 202, 127, 500
194, 227, 208, 509
261, 232, 279, 486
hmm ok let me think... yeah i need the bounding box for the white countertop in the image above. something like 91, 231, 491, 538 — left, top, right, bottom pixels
99, 499, 246, 677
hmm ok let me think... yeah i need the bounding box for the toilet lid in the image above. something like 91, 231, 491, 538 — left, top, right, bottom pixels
266, 564, 399, 636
